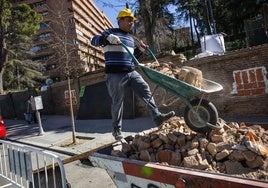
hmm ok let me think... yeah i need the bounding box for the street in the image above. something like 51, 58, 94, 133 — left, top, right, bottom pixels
60, 154, 116, 188
0, 178, 17, 188
0, 151, 116, 188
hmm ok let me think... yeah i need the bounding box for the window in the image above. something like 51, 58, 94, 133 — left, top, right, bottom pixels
35, 1, 47, 9
32, 55, 51, 61
88, 21, 93, 28
69, 18, 75, 24
40, 22, 50, 29
31, 45, 41, 52
41, 11, 48, 17
76, 29, 83, 36
39, 33, 51, 40
73, 39, 79, 45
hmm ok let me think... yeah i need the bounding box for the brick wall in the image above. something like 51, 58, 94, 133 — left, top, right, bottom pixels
1, 44, 267, 120
150, 43, 268, 119
0, 70, 106, 119
39, 70, 106, 116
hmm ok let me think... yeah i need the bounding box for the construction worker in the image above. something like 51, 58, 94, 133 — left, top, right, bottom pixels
91, 8, 175, 140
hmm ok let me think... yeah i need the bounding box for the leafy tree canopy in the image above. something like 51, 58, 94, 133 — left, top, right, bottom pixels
0, 1, 43, 92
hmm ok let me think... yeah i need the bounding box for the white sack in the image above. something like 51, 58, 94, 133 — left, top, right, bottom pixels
201, 34, 225, 54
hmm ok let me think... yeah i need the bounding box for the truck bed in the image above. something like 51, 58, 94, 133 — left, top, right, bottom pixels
89, 137, 268, 188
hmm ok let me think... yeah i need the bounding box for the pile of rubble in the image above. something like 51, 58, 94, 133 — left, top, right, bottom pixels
144, 60, 203, 88
111, 117, 268, 181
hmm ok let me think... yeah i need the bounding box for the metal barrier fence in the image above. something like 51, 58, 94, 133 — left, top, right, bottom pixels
0, 140, 68, 188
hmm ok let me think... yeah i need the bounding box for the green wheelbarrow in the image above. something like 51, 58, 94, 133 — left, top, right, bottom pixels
122, 43, 223, 133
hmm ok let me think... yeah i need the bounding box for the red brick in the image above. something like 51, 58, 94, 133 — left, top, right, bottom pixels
244, 82, 257, 89
251, 88, 265, 95
256, 68, 264, 82
237, 90, 244, 96
234, 72, 241, 84
236, 83, 243, 90
248, 69, 256, 83
242, 71, 249, 83
243, 90, 251, 96
257, 81, 266, 88
237, 90, 252, 96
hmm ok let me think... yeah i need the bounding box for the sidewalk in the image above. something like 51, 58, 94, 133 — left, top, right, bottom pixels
4, 115, 156, 156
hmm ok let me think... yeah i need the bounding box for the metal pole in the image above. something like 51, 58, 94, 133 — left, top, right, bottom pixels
36, 110, 45, 135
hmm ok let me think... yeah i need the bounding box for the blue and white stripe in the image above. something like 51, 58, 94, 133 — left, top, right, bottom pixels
91, 28, 135, 70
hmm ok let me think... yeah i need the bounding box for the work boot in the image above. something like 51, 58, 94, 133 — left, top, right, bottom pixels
112, 128, 123, 140
154, 111, 175, 127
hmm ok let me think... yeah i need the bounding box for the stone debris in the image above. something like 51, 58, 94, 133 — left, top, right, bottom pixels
144, 60, 203, 88
111, 116, 268, 181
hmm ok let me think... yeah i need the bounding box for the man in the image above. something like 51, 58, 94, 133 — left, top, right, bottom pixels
91, 8, 175, 140
26, 95, 37, 124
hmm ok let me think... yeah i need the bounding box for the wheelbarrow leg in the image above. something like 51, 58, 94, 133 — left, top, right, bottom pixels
196, 93, 204, 108
145, 85, 159, 108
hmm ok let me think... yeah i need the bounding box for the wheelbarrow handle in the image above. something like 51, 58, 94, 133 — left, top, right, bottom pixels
121, 43, 158, 65
145, 47, 158, 62
121, 43, 140, 66
132, 36, 158, 62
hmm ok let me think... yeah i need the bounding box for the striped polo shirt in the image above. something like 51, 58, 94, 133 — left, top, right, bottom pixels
91, 28, 135, 73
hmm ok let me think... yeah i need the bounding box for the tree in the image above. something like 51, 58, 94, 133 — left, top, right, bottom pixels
175, 0, 265, 45
0, 1, 42, 93
136, 0, 176, 53
214, 0, 264, 39
95, 0, 177, 53
42, 1, 83, 144
3, 59, 44, 91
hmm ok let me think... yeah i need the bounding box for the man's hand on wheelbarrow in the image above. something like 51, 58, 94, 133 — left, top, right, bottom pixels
139, 40, 148, 52
106, 34, 121, 44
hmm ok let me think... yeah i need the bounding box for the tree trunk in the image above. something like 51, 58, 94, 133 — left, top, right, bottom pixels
203, 0, 212, 35
0, 70, 4, 93
138, 0, 156, 52
0, 38, 8, 93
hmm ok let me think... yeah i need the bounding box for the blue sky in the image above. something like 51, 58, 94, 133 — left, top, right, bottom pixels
93, 0, 189, 28
93, 0, 129, 26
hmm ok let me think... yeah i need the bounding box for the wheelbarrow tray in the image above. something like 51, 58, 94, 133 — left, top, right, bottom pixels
138, 63, 223, 99
122, 43, 224, 131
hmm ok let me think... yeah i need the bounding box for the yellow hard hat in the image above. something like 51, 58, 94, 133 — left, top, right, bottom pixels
117, 8, 136, 21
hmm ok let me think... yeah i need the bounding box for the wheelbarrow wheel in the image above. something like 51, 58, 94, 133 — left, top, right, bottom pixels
184, 99, 218, 133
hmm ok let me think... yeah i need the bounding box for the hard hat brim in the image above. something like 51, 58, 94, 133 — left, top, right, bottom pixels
117, 8, 137, 21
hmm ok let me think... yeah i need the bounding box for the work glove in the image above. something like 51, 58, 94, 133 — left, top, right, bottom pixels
106, 34, 121, 44
139, 41, 148, 52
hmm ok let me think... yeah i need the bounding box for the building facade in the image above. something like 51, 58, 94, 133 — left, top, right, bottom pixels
11, 0, 113, 82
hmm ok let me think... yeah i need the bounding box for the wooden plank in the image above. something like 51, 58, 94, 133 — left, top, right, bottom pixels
33, 140, 118, 173
61, 140, 118, 164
